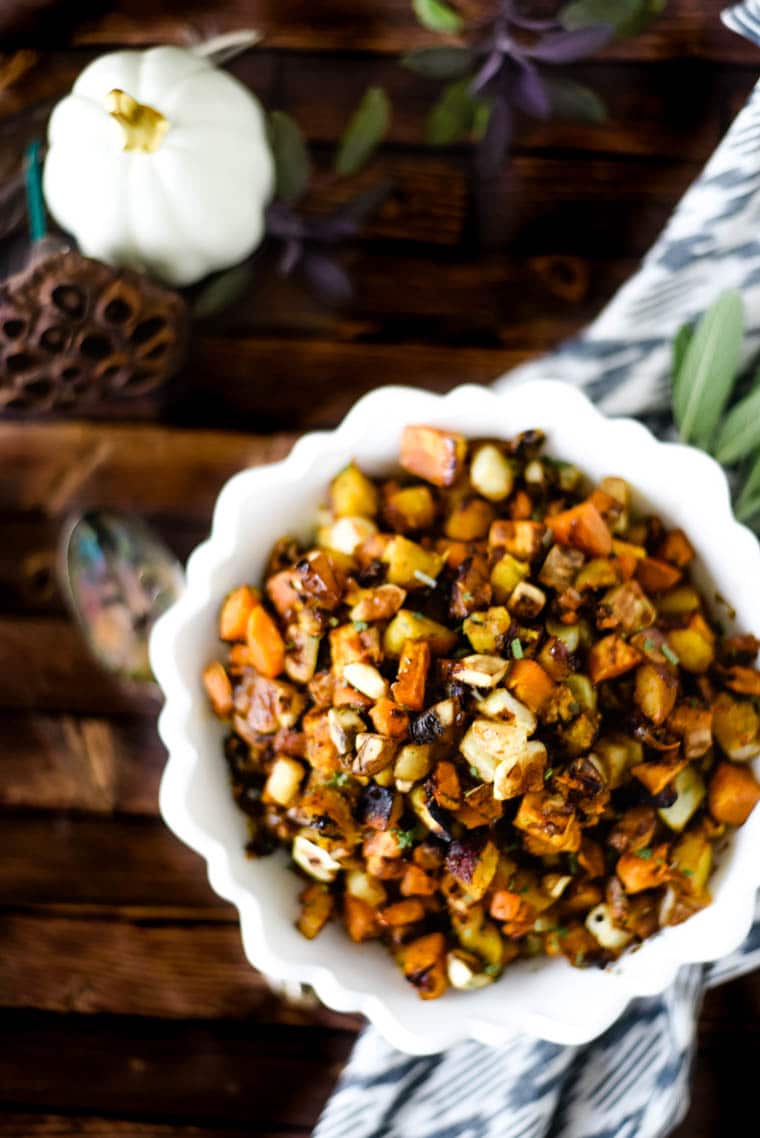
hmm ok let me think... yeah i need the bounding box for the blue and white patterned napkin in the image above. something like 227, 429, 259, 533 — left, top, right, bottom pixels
314, 8, 760, 1138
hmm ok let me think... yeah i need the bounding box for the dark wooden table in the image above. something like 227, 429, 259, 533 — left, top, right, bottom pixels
1, 3, 759, 1135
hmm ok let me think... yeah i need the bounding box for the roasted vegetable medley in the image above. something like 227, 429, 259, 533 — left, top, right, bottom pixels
204, 425, 760, 998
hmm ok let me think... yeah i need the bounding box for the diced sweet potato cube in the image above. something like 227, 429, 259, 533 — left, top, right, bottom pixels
220, 586, 259, 641
329, 623, 381, 670
455, 783, 504, 828
297, 883, 334, 940
657, 529, 695, 568
293, 550, 345, 611
506, 659, 556, 714
636, 557, 682, 593
607, 805, 657, 854
490, 890, 534, 924
510, 489, 533, 520
631, 754, 688, 796
400, 425, 467, 488
399, 932, 448, 999
546, 500, 613, 556
246, 606, 286, 678
429, 760, 462, 810
391, 640, 431, 710
514, 792, 582, 854
344, 895, 380, 942
266, 568, 301, 618
401, 864, 438, 896
635, 663, 678, 725
579, 837, 606, 878
708, 761, 760, 825
203, 661, 233, 717
370, 698, 410, 739
616, 843, 670, 893
380, 899, 426, 927
588, 635, 642, 684
303, 709, 341, 775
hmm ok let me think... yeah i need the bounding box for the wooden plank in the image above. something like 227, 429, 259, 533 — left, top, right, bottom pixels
0, 910, 362, 1030
0, 1011, 352, 1127
0, 712, 164, 814
0, 422, 295, 519
0, 815, 220, 907
70, 0, 760, 64
0, 618, 160, 715
0, 1119, 309, 1138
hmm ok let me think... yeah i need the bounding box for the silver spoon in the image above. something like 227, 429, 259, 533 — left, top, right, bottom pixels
59, 509, 185, 683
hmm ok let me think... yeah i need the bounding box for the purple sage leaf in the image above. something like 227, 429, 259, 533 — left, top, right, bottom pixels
526, 24, 613, 64
511, 59, 552, 120
476, 94, 512, 179
301, 252, 354, 305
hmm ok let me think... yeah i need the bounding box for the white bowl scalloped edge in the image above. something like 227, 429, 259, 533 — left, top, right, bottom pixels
150, 380, 760, 1055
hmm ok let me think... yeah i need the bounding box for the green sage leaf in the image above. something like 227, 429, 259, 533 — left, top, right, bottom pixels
412, 0, 464, 33
560, 0, 666, 38
672, 321, 693, 383
715, 381, 760, 466
542, 77, 608, 124
425, 77, 483, 145
335, 87, 390, 177
268, 111, 311, 204
192, 262, 254, 319
402, 46, 474, 79
672, 289, 744, 449
734, 450, 760, 524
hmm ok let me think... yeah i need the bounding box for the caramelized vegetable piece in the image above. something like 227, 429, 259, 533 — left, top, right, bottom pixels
631, 754, 688, 796
546, 500, 613, 556
708, 761, 760, 825
220, 586, 259, 641
489, 519, 546, 560
616, 843, 670, 893
711, 692, 760, 761
344, 895, 381, 942
391, 639, 431, 710
385, 611, 456, 658
297, 883, 334, 940
399, 932, 448, 999
246, 606, 286, 678
634, 663, 678, 725
444, 496, 495, 541
717, 665, 760, 697
588, 635, 642, 684
400, 425, 467, 488
384, 485, 436, 532
382, 535, 443, 590
658, 529, 695, 567
506, 659, 555, 713
668, 703, 712, 759
636, 557, 682, 593
666, 614, 715, 674
203, 661, 233, 717
330, 461, 379, 517
370, 698, 410, 739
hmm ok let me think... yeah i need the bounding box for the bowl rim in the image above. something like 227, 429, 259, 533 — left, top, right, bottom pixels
151, 379, 760, 1054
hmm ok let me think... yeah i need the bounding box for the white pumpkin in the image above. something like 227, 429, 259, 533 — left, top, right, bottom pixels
43, 46, 274, 287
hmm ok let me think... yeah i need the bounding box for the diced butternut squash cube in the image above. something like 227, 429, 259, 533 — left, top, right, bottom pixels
391, 639, 431, 710
203, 660, 233, 717
370, 698, 409, 739
588, 635, 642, 684
398, 932, 448, 998
668, 703, 713, 759
246, 606, 286, 678
631, 754, 688, 796
717, 665, 760, 697
546, 500, 613, 556
400, 425, 467, 488
330, 461, 379, 518
220, 586, 259, 641
344, 895, 380, 942
657, 528, 695, 568
616, 843, 670, 893
506, 659, 556, 714
636, 557, 682, 593
708, 761, 760, 825
489, 519, 546, 560
401, 863, 438, 896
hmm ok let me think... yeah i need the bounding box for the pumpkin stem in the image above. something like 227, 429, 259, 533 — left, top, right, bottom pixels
105, 89, 169, 154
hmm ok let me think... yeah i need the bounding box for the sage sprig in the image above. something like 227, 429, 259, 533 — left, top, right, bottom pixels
671, 288, 760, 529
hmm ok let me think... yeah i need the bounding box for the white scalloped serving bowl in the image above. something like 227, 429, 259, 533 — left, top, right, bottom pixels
151, 380, 760, 1054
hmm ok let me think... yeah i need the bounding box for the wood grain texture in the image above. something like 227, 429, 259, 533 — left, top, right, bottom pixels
2, 4, 758, 1135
